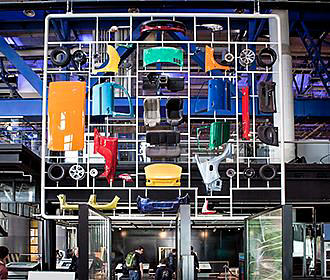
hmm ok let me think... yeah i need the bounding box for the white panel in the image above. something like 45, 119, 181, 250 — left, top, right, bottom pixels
28, 271, 75, 280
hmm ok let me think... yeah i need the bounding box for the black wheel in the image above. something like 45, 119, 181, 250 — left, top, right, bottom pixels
243, 167, 255, 178
72, 49, 87, 66
48, 164, 65, 181
259, 164, 277, 181
257, 47, 277, 68
50, 47, 71, 67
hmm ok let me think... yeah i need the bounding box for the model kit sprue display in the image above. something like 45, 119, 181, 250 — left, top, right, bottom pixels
41, 13, 285, 219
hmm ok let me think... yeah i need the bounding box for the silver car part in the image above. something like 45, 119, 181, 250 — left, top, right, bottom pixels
239, 48, 255, 67
195, 144, 232, 192
90, 168, 98, 178
69, 165, 85, 180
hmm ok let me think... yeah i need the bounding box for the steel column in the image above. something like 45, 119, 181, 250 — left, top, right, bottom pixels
42, 219, 57, 271
177, 205, 194, 280
270, 10, 295, 163
0, 36, 42, 95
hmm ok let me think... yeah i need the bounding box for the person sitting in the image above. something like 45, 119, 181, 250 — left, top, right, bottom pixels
155, 258, 173, 280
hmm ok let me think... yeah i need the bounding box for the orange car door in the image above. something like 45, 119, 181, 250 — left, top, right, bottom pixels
48, 81, 86, 151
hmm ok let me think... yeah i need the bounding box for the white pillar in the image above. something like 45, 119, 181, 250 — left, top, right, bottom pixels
269, 10, 295, 162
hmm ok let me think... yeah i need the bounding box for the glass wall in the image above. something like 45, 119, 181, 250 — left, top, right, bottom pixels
84, 207, 111, 280
246, 207, 283, 280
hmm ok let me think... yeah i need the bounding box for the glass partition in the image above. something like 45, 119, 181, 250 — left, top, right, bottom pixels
246, 205, 292, 280
88, 209, 110, 280
78, 205, 111, 280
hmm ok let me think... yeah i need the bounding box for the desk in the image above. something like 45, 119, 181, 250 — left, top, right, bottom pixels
7, 262, 40, 280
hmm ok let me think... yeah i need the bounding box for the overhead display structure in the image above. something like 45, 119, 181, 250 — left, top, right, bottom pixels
41, 12, 285, 221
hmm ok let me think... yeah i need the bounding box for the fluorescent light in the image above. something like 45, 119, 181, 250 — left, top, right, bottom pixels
4, 37, 15, 45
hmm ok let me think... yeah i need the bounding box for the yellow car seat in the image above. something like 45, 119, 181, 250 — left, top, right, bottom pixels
145, 163, 182, 186
88, 194, 120, 211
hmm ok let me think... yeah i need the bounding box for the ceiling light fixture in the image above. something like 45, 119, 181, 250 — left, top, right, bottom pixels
159, 229, 167, 239
23, 10, 36, 18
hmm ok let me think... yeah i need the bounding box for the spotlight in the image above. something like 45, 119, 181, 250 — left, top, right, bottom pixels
235, 9, 245, 14
128, 8, 140, 13
23, 10, 36, 18
159, 230, 167, 239
121, 230, 127, 237
118, 227, 122, 231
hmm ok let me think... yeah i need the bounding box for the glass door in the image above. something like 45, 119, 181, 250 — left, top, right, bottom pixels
245, 205, 292, 280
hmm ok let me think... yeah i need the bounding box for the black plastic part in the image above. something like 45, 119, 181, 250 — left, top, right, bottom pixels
243, 167, 255, 178
146, 146, 181, 158
258, 81, 276, 113
47, 164, 65, 181
167, 77, 185, 92
146, 130, 180, 145
166, 98, 183, 124
259, 164, 277, 181
50, 47, 71, 67
257, 47, 277, 68
257, 126, 279, 146
142, 73, 184, 92
72, 49, 87, 66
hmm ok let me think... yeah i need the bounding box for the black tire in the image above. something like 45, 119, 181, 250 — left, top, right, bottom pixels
48, 164, 65, 181
50, 47, 71, 67
72, 49, 87, 66
259, 164, 277, 181
257, 47, 277, 68
243, 167, 255, 178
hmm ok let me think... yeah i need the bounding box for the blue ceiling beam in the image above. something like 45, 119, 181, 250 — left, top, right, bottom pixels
0, 36, 42, 96
0, 10, 46, 21
294, 19, 330, 95
252, 18, 267, 42
0, 98, 329, 117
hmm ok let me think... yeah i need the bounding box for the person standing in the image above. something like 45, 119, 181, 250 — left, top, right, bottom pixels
127, 246, 144, 280
191, 246, 199, 280
0, 246, 9, 280
168, 248, 177, 272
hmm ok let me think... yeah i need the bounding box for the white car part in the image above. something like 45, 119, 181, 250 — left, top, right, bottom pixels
195, 144, 232, 192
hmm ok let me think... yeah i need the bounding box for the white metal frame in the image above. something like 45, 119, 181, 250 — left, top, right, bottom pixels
41, 12, 284, 220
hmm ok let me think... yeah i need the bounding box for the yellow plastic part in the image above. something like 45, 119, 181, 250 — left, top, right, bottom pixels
205, 45, 230, 72
145, 163, 182, 186
57, 194, 79, 211
48, 81, 86, 151
57, 194, 120, 212
88, 195, 120, 211
93, 45, 120, 74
